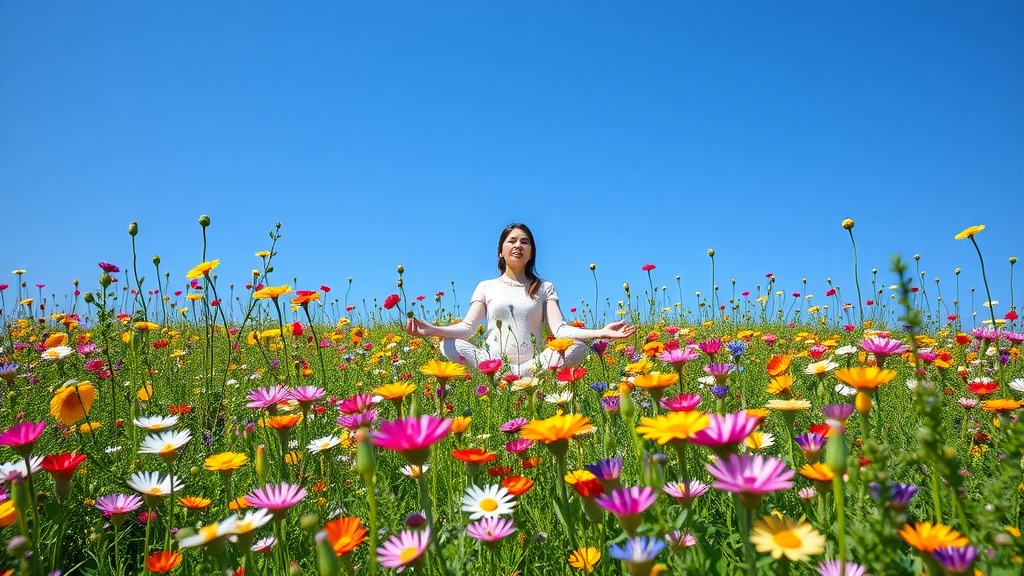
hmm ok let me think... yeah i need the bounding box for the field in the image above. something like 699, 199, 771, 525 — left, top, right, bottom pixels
0, 224, 1021, 576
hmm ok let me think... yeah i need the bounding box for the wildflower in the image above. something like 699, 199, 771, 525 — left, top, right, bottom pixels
691, 411, 760, 452
178, 519, 235, 549
744, 430, 775, 451
324, 516, 367, 555
898, 522, 970, 552
95, 493, 143, 525
376, 529, 430, 572
706, 454, 793, 508
41, 346, 74, 361
501, 475, 534, 496
0, 421, 46, 457
419, 359, 466, 382
817, 560, 867, 576
127, 471, 183, 503
766, 354, 791, 376
246, 385, 290, 410
245, 482, 307, 520
954, 225, 985, 240
145, 551, 182, 574
662, 480, 708, 507
308, 435, 343, 454
750, 515, 825, 561
933, 545, 977, 574
133, 415, 179, 431
608, 536, 665, 576
635, 411, 709, 446
521, 414, 594, 445
467, 517, 516, 546
383, 294, 401, 310
253, 285, 292, 299
595, 486, 656, 534
371, 415, 452, 465
139, 430, 192, 462
568, 547, 601, 572
833, 366, 897, 390
204, 452, 248, 473
981, 398, 1022, 413
461, 484, 516, 520
373, 382, 416, 401
185, 260, 220, 279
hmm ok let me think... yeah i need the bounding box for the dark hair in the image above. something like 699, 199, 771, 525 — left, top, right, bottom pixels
497, 223, 541, 298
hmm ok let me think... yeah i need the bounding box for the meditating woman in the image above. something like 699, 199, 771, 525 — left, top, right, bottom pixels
404, 223, 636, 376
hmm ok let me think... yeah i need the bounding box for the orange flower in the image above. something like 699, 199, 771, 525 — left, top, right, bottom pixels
834, 366, 897, 391
521, 414, 594, 444
501, 475, 534, 496
766, 373, 793, 395
228, 496, 250, 511
981, 399, 1023, 413
324, 516, 367, 556
798, 463, 834, 483
766, 354, 791, 377
546, 338, 575, 352
450, 416, 472, 434
185, 260, 220, 279
50, 381, 96, 425
632, 372, 679, 391
642, 341, 665, 357
452, 448, 497, 464
419, 359, 466, 381
253, 285, 292, 300
292, 290, 321, 305
178, 496, 212, 510
44, 333, 69, 349
145, 551, 182, 574
898, 522, 969, 552
266, 414, 303, 430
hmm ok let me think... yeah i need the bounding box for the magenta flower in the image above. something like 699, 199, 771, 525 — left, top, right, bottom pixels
662, 479, 708, 507
821, 404, 856, 425
691, 412, 759, 454
478, 358, 503, 375
594, 486, 657, 534
287, 386, 325, 405
337, 409, 377, 430
660, 393, 702, 412
504, 438, 533, 455
659, 347, 699, 367
371, 415, 452, 465
794, 432, 827, 462
698, 339, 722, 357
706, 454, 793, 509
98, 262, 121, 273
246, 385, 289, 411
377, 529, 430, 572
466, 517, 516, 546
500, 418, 529, 434
246, 482, 307, 520
0, 421, 46, 457
95, 493, 143, 526
337, 393, 378, 415
859, 336, 909, 366
702, 363, 734, 385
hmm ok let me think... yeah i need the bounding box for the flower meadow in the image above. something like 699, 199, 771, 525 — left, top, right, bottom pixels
0, 219, 1022, 576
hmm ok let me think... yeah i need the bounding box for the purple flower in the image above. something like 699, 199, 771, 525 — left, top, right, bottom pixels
337, 409, 377, 430
817, 560, 867, 576
710, 385, 729, 398
691, 412, 759, 453
608, 537, 665, 572
98, 262, 121, 273
706, 454, 793, 508
586, 458, 623, 486
504, 438, 533, 455
594, 486, 656, 534
869, 482, 919, 511
601, 396, 621, 413
95, 493, 143, 526
590, 340, 609, 357
932, 545, 977, 574
501, 418, 529, 434
287, 386, 325, 405
822, 404, 856, 424
794, 432, 826, 462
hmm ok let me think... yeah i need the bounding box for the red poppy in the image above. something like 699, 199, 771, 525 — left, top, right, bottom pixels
320, 285, 331, 293
486, 465, 512, 477
291, 322, 304, 337
40, 452, 87, 482
556, 367, 587, 383
967, 381, 999, 397
383, 294, 401, 310
642, 264, 656, 272
571, 478, 604, 499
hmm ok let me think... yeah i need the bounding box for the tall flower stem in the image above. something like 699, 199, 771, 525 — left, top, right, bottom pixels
844, 222, 865, 326
553, 449, 581, 551
832, 476, 847, 570
363, 473, 378, 576
415, 472, 453, 576
969, 236, 998, 328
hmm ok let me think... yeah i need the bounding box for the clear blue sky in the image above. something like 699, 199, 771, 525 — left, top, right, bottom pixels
2, 2, 1021, 326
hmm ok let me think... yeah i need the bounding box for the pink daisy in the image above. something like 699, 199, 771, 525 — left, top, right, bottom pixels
466, 517, 516, 546
246, 385, 290, 410
0, 421, 46, 457
706, 454, 793, 509
377, 529, 430, 572
371, 416, 452, 466
594, 486, 657, 534
245, 482, 307, 520
337, 393, 379, 415
660, 393, 702, 412
691, 412, 759, 454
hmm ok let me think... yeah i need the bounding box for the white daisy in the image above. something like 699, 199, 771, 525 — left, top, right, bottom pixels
0, 456, 43, 481
400, 464, 428, 478
127, 471, 183, 497
307, 435, 342, 455
804, 360, 838, 376
139, 429, 192, 458
133, 414, 179, 431
461, 484, 516, 520
179, 519, 235, 549
40, 346, 74, 361
1008, 378, 1024, 394
226, 508, 274, 535
834, 383, 856, 397
834, 345, 858, 357
544, 390, 573, 405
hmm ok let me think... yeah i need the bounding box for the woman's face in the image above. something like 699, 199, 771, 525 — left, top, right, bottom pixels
501, 228, 533, 267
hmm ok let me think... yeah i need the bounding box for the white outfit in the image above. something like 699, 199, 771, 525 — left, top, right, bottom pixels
440, 278, 587, 376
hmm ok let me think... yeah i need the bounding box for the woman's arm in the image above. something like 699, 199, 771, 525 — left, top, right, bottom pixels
544, 297, 636, 340
405, 300, 486, 340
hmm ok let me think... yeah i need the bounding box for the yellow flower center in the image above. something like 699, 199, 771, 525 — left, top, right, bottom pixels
774, 530, 801, 549
147, 487, 162, 495
199, 524, 220, 541
479, 497, 499, 512
398, 546, 420, 564
160, 444, 176, 454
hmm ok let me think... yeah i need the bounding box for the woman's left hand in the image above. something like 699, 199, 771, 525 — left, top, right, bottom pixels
601, 320, 637, 339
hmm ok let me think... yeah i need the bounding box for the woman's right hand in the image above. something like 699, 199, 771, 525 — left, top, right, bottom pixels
405, 317, 436, 337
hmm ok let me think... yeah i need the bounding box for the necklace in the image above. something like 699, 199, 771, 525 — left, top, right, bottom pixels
498, 277, 526, 287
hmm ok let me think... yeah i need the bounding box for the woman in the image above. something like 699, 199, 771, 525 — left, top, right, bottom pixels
405, 223, 636, 376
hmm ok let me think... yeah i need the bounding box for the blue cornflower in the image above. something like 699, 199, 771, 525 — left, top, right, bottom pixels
932, 545, 977, 574
586, 457, 623, 483
590, 382, 609, 393
726, 340, 747, 358
711, 385, 729, 398
609, 537, 665, 575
